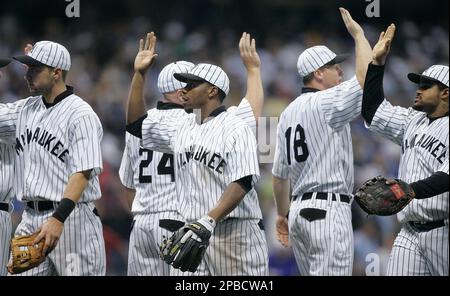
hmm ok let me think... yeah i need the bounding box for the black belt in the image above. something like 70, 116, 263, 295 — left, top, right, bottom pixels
27, 201, 58, 212
0, 203, 8, 212
293, 192, 350, 203
408, 220, 446, 232
27, 201, 100, 217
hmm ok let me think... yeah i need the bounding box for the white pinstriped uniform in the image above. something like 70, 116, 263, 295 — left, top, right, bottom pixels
273, 76, 363, 275
121, 98, 261, 275
0, 143, 14, 276
0, 92, 106, 276
367, 100, 448, 276
140, 100, 268, 276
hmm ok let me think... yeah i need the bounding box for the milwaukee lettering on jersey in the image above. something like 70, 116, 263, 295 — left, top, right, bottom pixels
15, 127, 69, 162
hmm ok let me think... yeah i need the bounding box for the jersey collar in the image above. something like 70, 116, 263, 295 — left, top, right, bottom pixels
201, 105, 227, 124
427, 111, 449, 124
301, 87, 320, 94
156, 101, 184, 110
42, 85, 74, 109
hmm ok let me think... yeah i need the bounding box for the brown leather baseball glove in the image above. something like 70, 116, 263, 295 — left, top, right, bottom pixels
7, 233, 46, 274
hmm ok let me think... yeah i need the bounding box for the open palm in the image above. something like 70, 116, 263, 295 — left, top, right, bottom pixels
134, 32, 158, 74
373, 24, 396, 65
239, 32, 261, 70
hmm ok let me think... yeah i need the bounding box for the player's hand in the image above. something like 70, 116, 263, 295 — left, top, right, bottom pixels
33, 217, 64, 256
134, 32, 158, 75
239, 32, 261, 71
276, 215, 289, 247
372, 24, 396, 66
339, 7, 364, 39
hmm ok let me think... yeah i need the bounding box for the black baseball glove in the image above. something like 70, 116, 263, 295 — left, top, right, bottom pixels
159, 216, 215, 272
355, 176, 415, 216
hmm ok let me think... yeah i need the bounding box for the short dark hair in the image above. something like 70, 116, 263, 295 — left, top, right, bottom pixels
218, 89, 226, 102
302, 72, 315, 85
437, 82, 449, 91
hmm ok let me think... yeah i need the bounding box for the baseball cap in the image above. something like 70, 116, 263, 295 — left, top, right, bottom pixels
407, 65, 449, 87
173, 63, 230, 95
157, 61, 195, 94
297, 45, 349, 77
14, 41, 71, 71
0, 58, 11, 68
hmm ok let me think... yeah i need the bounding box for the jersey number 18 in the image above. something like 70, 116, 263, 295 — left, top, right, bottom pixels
285, 124, 309, 165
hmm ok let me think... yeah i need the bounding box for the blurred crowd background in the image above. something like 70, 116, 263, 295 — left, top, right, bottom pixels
1, 0, 448, 275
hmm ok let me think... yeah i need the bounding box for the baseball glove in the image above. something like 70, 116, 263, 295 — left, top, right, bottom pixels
159, 217, 214, 272
355, 176, 415, 216
7, 233, 46, 274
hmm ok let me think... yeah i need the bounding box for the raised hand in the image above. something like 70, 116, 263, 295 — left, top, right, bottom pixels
239, 32, 261, 71
372, 24, 396, 65
134, 32, 158, 75
339, 7, 364, 39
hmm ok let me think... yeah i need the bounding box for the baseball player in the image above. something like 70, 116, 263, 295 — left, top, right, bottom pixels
0, 58, 14, 276
119, 61, 195, 276
272, 8, 377, 275
361, 30, 449, 275
0, 41, 105, 276
125, 32, 268, 275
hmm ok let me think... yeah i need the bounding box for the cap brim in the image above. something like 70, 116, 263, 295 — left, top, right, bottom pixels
327, 54, 350, 65
173, 73, 205, 83
407, 73, 442, 85
13, 55, 46, 67
0, 58, 11, 68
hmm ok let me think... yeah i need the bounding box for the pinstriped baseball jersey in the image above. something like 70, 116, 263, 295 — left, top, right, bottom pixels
0, 92, 103, 202
119, 99, 256, 215
367, 100, 449, 223
438, 157, 449, 174
141, 105, 261, 222
272, 76, 363, 196
0, 143, 14, 203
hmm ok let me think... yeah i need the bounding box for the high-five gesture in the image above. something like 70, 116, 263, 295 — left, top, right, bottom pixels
372, 24, 396, 66
135, 32, 158, 75
239, 32, 261, 71
339, 7, 364, 39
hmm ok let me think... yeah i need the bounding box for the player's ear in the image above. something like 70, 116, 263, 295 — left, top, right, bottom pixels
313, 70, 323, 82
52, 68, 62, 81
440, 88, 449, 100
208, 86, 219, 99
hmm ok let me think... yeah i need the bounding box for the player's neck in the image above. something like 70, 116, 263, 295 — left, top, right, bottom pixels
200, 101, 222, 123
305, 81, 326, 91
428, 105, 449, 119
43, 83, 68, 104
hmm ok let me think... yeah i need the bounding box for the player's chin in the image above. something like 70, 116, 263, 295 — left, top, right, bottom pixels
412, 102, 424, 111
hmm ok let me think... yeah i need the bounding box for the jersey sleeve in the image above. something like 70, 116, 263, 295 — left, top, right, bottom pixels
228, 98, 256, 136
67, 113, 103, 177
0, 99, 26, 144
224, 123, 260, 186
319, 76, 363, 129
141, 110, 180, 154
366, 99, 416, 146
119, 133, 136, 189
272, 113, 289, 179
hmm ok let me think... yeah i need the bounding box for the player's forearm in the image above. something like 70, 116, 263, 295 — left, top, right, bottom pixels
273, 176, 290, 217
63, 170, 92, 203
245, 68, 264, 120
126, 71, 147, 124
362, 63, 385, 124
207, 181, 248, 222
354, 33, 372, 88
125, 188, 136, 211
410, 172, 450, 199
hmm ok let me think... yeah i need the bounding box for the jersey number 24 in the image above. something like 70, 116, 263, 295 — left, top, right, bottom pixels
139, 148, 175, 183
285, 124, 309, 165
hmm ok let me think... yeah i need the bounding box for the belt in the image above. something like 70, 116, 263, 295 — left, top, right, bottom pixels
27, 201, 59, 212
0, 203, 9, 212
293, 192, 350, 203
27, 201, 100, 217
408, 220, 446, 232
